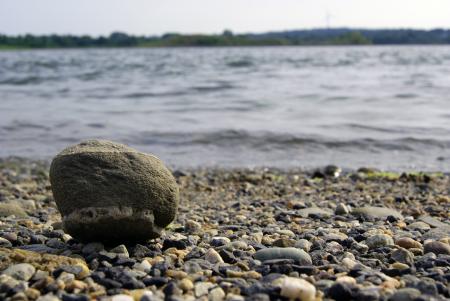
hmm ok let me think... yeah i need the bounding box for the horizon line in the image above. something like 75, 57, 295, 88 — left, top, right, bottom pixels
2, 27, 450, 38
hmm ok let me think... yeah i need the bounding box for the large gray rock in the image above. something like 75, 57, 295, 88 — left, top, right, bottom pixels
49, 140, 179, 242
352, 206, 403, 220
254, 247, 312, 265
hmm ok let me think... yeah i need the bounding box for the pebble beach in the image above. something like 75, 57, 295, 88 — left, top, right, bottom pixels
0, 158, 449, 301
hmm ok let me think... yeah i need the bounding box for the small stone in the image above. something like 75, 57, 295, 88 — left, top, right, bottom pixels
391, 262, 409, 270
0, 237, 12, 247
225, 294, 245, 301
275, 277, 316, 301
163, 239, 188, 250
205, 249, 224, 264
298, 208, 332, 218
111, 295, 134, 301
185, 220, 202, 233
327, 282, 354, 301
408, 222, 430, 231
11, 292, 28, 301
272, 238, 296, 248
388, 288, 421, 301
254, 247, 312, 265
391, 248, 414, 265
341, 257, 357, 270
365, 234, 394, 249
336, 276, 356, 285
325, 241, 344, 254
355, 288, 379, 301
57, 271, 75, 284
424, 241, 450, 255
166, 270, 187, 280
2, 263, 36, 281
110, 244, 129, 257
209, 286, 226, 301
82, 242, 104, 255
179, 278, 194, 291
36, 294, 60, 301
0, 202, 27, 218
49, 139, 179, 242
210, 237, 231, 247
20, 244, 59, 254
24, 288, 41, 300
352, 206, 403, 219
133, 260, 151, 273
335, 203, 350, 215
395, 237, 422, 249
195, 282, 214, 297
295, 239, 312, 252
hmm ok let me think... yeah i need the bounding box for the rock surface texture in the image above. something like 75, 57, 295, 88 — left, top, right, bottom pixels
49, 140, 179, 242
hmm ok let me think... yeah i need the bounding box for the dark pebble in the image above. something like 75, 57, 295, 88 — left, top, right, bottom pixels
162, 239, 189, 250
327, 282, 356, 301
143, 277, 169, 287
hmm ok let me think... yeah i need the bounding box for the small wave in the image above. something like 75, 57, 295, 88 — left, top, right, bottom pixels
0, 76, 46, 85
125, 130, 450, 152
86, 123, 106, 129
2, 121, 51, 132
226, 59, 253, 68
191, 84, 236, 92
395, 93, 417, 99
122, 91, 185, 98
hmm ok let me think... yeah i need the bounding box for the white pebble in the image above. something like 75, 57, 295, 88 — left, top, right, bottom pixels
278, 277, 316, 301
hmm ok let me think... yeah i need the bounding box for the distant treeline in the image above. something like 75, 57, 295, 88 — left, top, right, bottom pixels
1, 28, 450, 48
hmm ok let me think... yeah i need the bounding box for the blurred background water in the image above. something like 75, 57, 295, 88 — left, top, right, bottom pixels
1, 46, 449, 171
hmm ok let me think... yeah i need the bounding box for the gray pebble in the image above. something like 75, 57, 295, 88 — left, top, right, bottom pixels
2, 263, 35, 281
254, 247, 312, 265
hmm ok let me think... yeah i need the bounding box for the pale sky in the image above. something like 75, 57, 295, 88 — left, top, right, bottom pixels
1, 0, 449, 36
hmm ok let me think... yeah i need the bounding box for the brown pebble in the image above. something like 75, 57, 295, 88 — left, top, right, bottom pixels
396, 237, 422, 249
424, 241, 450, 255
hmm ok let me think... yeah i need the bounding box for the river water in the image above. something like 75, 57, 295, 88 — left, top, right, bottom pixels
1, 46, 450, 171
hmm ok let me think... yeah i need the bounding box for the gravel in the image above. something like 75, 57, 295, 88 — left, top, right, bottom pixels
0, 158, 449, 301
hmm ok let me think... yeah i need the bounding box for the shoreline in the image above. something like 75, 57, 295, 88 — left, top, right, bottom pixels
0, 158, 449, 300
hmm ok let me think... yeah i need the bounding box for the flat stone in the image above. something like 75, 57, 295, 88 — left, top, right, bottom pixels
272, 238, 296, 248
388, 288, 421, 301
274, 276, 316, 301
352, 206, 403, 219
210, 237, 231, 247
335, 203, 350, 215
36, 294, 60, 301
408, 222, 430, 231
19, 244, 60, 254
424, 241, 450, 255
2, 263, 35, 281
419, 216, 450, 232
110, 295, 134, 301
195, 282, 215, 297
81, 242, 104, 255
0, 237, 12, 247
254, 247, 312, 265
297, 208, 332, 218
109, 244, 129, 257
365, 234, 394, 249
391, 248, 414, 265
395, 237, 422, 249
0, 202, 27, 218
204, 249, 224, 264
209, 286, 226, 301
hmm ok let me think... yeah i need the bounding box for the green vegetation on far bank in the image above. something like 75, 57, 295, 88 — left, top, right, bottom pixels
1, 28, 450, 49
